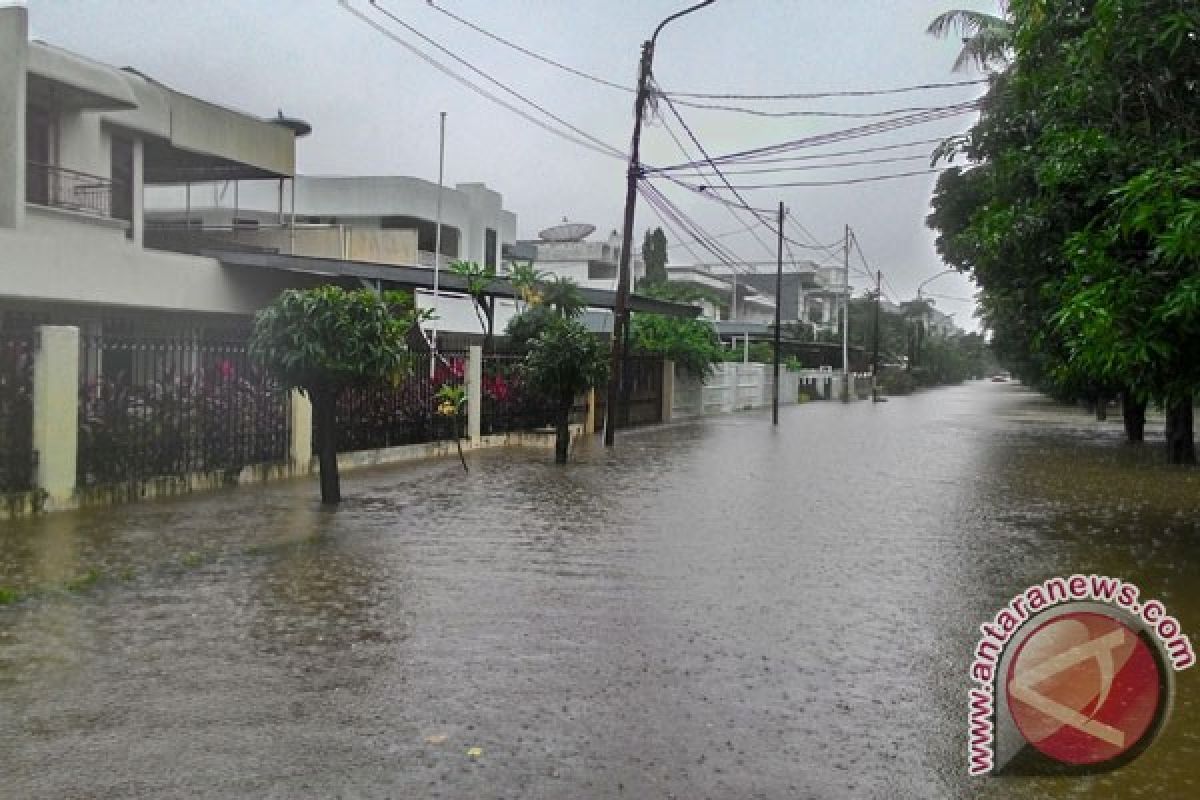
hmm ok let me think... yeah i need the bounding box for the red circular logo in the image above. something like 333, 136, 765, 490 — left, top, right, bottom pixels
1006, 611, 1164, 766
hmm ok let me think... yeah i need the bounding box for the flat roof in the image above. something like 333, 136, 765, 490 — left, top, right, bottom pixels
208, 250, 702, 318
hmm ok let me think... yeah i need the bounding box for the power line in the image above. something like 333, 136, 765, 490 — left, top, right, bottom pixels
421, 4, 989, 101
425, 0, 633, 94
671, 167, 951, 190
659, 103, 981, 171
668, 99, 984, 119
648, 153, 932, 177
341, 1, 624, 161
669, 78, 990, 100
719, 136, 949, 166
654, 107, 778, 261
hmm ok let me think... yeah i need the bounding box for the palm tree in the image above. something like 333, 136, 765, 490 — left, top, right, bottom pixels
540, 275, 586, 319
926, 8, 1013, 72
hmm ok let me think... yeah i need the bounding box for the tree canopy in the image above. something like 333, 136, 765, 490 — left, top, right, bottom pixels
926, 0, 1200, 462
250, 286, 426, 502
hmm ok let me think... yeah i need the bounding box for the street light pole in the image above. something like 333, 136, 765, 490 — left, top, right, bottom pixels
431, 111, 446, 372
772, 201, 784, 426
605, 0, 716, 447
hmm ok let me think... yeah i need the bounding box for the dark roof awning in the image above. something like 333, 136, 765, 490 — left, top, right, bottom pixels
207, 250, 702, 318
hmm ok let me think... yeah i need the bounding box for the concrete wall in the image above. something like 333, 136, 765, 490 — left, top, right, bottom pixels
672, 362, 801, 418
0, 6, 27, 229
0, 212, 314, 315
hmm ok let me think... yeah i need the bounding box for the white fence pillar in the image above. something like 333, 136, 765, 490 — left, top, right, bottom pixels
32, 325, 78, 509
467, 345, 482, 444
289, 389, 312, 472
661, 359, 675, 423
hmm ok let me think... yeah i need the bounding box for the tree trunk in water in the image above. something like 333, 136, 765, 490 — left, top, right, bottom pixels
554, 394, 572, 464
314, 388, 342, 504
1165, 396, 1196, 465
1095, 393, 1107, 421
1122, 393, 1146, 443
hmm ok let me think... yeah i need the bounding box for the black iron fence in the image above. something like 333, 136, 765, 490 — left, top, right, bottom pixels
26, 162, 117, 219
78, 332, 291, 487
594, 355, 664, 429
0, 329, 35, 493
480, 351, 586, 435
320, 351, 466, 454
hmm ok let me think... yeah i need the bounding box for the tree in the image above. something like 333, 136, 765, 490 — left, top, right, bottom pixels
641, 227, 668, 287
926, 7, 1013, 72
540, 275, 585, 319
629, 282, 723, 379
523, 316, 608, 464
927, 0, 1200, 461
449, 260, 497, 350
250, 287, 425, 503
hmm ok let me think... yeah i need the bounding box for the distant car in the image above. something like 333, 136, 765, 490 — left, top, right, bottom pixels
990, 375, 1007, 382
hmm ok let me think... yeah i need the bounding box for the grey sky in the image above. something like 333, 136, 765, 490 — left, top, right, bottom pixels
25, 0, 1001, 327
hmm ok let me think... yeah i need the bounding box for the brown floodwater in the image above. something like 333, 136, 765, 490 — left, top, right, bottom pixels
1, 381, 1198, 798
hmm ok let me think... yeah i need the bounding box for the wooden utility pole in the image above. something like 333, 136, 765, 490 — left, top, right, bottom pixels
772, 201, 784, 425
841, 224, 851, 403
872, 269, 882, 401
604, 1, 716, 447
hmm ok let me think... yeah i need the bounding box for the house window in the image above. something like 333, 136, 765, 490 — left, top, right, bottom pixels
25, 106, 58, 206
111, 135, 134, 232
485, 228, 497, 270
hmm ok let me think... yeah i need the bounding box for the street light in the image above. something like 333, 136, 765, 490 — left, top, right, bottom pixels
915, 268, 959, 301
604, 0, 717, 447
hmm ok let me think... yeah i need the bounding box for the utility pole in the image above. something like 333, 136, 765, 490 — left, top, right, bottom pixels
872, 269, 882, 402
431, 110, 446, 375
605, 0, 716, 447
772, 201, 783, 426
842, 224, 851, 403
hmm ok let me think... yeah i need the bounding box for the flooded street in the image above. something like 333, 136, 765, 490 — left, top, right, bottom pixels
2, 381, 1199, 799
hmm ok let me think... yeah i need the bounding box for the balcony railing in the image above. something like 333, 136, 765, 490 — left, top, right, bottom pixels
26, 161, 117, 219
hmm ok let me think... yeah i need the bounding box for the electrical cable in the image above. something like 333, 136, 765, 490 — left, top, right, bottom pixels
341, 1, 625, 161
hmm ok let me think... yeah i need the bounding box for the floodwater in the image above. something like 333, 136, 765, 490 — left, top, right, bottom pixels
1, 382, 1198, 799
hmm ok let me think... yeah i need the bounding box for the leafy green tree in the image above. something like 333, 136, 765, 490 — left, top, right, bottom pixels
449, 260, 497, 350
628, 282, 723, 379
641, 227, 669, 287
507, 260, 546, 313
928, 0, 1198, 461
926, 7, 1013, 72
540, 275, 586, 319
250, 287, 425, 503
523, 317, 608, 464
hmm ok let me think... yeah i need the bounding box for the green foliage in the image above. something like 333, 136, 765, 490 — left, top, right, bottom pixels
508, 260, 546, 312
503, 305, 559, 355
641, 227, 669, 286
926, 0, 1200, 417
0, 586, 20, 605
721, 342, 775, 364
523, 317, 609, 401
450, 260, 497, 336
630, 312, 723, 379
540, 275, 586, 319
249, 287, 424, 394
926, 8, 1014, 71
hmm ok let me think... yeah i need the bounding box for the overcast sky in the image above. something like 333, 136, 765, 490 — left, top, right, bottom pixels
25, 0, 1002, 327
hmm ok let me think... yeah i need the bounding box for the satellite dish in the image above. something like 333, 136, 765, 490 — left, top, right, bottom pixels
538, 221, 596, 242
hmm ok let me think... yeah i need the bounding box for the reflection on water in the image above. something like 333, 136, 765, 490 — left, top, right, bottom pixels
0, 382, 1197, 798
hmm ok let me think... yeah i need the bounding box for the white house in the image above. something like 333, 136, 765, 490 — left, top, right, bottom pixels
0, 5, 318, 333
514, 221, 644, 292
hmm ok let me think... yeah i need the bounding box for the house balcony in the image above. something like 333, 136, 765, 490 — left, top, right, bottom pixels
25, 161, 126, 221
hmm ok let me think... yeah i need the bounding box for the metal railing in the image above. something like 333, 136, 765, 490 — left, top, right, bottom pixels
0, 328, 36, 493
319, 351, 466, 454
77, 331, 291, 487
480, 351, 586, 434
26, 162, 117, 218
